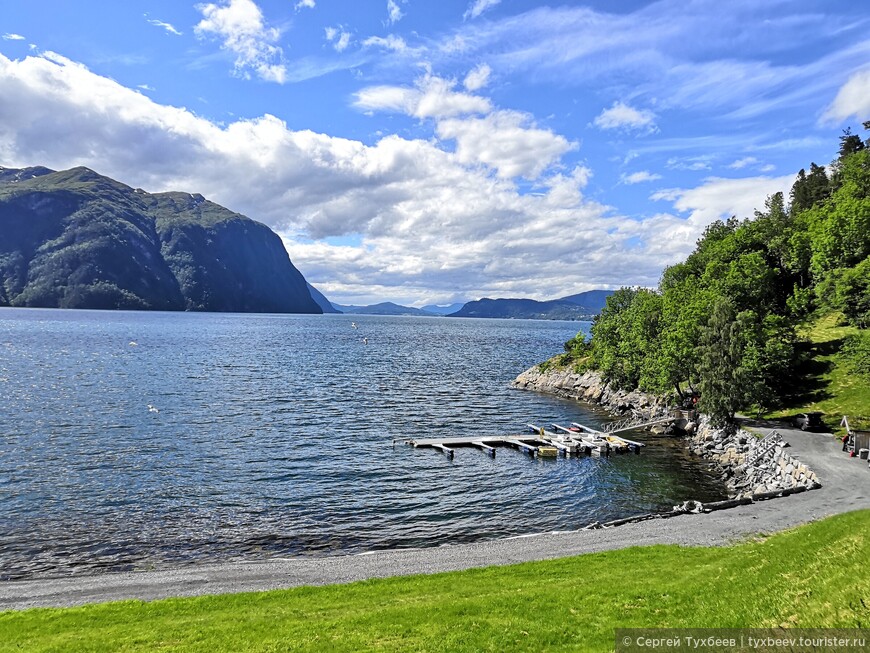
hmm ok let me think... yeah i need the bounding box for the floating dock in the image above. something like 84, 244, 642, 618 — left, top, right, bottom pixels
400, 417, 662, 460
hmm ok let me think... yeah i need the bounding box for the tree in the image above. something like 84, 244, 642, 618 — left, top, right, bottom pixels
697, 297, 751, 427
807, 150, 870, 277
790, 163, 830, 214
839, 127, 865, 159
655, 277, 717, 399
591, 287, 662, 391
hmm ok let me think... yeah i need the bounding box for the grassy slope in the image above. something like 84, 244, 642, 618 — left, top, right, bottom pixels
766, 312, 870, 431
3, 511, 869, 653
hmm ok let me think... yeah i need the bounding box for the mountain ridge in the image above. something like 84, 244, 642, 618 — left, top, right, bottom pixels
0, 166, 321, 314
448, 290, 614, 320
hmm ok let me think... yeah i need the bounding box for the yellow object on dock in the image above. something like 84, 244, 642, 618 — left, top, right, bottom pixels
537, 446, 558, 457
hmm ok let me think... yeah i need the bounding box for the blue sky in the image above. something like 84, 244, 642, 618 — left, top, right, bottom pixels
2, 0, 869, 306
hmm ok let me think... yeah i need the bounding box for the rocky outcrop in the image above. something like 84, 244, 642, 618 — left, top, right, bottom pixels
513, 363, 820, 500
512, 365, 670, 418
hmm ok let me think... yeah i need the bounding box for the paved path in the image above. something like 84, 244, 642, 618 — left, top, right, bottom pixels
2, 424, 868, 611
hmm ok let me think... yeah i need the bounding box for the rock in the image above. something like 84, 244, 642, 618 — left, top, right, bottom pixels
512, 366, 822, 505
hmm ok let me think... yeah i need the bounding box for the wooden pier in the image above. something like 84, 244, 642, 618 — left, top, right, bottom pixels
401, 417, 662, 460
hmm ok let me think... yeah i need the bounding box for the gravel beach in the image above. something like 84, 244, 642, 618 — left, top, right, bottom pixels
2, 423, 868, 611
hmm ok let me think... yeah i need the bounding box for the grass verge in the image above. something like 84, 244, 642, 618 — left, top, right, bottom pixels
767, 312, 870, 432
2, 511, 869, 653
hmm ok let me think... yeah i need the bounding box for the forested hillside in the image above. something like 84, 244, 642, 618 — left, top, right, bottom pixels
0, 167, 322, 314
563, 126, 870, 426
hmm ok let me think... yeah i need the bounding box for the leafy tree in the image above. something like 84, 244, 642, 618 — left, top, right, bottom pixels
557, 128, 866, 421
837, 257, 870, 328
591, 287, 662, 391
817, 258, 870, 328
697, 297, 751, 427
842, 331, 870, 380
623, 289, 664, 391
655, 276, 717, 398
807, 150, 870, 277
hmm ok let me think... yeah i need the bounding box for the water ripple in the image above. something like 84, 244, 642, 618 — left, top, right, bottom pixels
0, 309, 726, 580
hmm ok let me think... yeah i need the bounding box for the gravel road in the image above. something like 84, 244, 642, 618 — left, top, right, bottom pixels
2, 423, 868, 611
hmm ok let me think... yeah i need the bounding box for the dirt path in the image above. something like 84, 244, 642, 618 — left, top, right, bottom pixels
2, 424, 868, 611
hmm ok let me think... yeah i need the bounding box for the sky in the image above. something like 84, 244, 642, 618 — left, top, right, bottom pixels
1, 0, 869, 307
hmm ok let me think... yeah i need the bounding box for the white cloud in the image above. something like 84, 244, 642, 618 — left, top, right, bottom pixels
361, 34, 416, 54
823, 68, 870, 123
425, 3, 870, 130
727, 156, 758, 170
621, 170, 661, 185
439, 35, 468, 54
146, 18, 182, 36
666, 156, 712, 171
137, 84, 155, 92
325, 26, 351, 52
436, 110, 576, 179
386, 0, 406, 26
464, 0, 501, 21
593, 101, 657, 134
3, 34, 26, 41
651, 174, 794, 226
463, 63, 491, 91
194, 0, 286, 83
295, 0, 315, 10
1, 50, 802, 305
354, 74, 491, 119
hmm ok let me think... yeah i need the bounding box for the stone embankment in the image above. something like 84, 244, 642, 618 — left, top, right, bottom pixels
513, 363, 820, 501
687, 417, 820, 498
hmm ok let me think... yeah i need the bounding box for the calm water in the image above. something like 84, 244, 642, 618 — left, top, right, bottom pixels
0, 308, 726, 580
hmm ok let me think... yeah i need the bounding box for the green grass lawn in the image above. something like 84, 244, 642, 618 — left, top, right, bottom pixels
3, 510, 869, 653
766, 312, 870, 432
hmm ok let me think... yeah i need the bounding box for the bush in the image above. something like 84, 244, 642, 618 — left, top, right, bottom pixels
841, 331, 870, 380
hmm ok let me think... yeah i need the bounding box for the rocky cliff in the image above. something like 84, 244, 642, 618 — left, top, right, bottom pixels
513, 364, 671, 417
0, 166, 321, 314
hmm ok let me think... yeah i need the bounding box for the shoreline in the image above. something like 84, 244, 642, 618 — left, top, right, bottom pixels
512, 365, 821, 498
2, 421, 867, 611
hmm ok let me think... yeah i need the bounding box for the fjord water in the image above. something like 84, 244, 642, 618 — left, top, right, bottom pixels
0, 308, 726, 580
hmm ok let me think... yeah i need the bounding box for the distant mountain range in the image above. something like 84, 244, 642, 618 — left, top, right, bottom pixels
331, 301, 431, 316
557, 290, 614, 314
0, 166, 321, 313
421, 302, 465, 315
326, 290, 614, 320
448, 298, 588, 320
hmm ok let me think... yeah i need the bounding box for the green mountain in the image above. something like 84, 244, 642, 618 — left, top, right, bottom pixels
448, 297, 597, 320
331, 301, 432, 316
559, 290, 614, 313
0, 166, 321, 314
